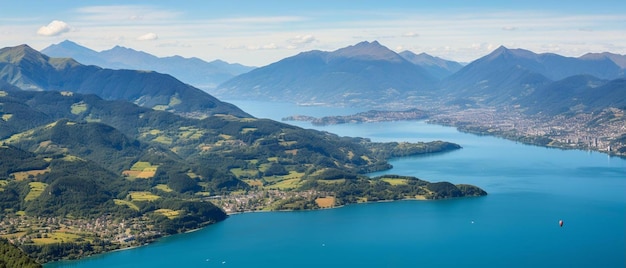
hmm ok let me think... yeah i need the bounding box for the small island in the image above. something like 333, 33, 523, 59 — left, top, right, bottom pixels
282, 108, 428, 126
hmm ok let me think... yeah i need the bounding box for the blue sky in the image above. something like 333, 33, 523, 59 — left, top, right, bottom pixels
1, 0, 625, 66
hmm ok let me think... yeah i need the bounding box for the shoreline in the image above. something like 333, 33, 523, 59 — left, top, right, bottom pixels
43, 194, 482, 265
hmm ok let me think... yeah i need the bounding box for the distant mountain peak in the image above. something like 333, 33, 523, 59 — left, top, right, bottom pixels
581, 52, 626, 68
483, 46, 538, 61
330, 40, 404, 62
398, 50, 464, 79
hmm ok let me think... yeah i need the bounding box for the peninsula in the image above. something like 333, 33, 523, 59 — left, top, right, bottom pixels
282, 108, 428, 126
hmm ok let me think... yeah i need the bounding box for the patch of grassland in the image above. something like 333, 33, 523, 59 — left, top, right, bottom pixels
154, 209, 181, 219
0, 180, 7, 191
11, 168, 50, 181
284, 149, 298, 155
241, 127, 257, 134
114, 199, 140, 211
1, 114, 12, 121
25, 182, 48, 201
154, 184, 173, 193
315, 197, 336, 208
0, 91, 7, 97
128, 191, 160, 201
219, 134, 233, 140
243, 179, 263, 187
62, 155, 83, 162
279, 141, 297, 146
123, 162, 159, 179
266, 157, 278, 162
152, 105, 169, 111
70, 102, 88, 115
32, 232, 82, 245
195, 192, 211, 197
266, 178, 302, 190
239, 118, 257, 122
169, 96, 182, 106
85, 113, 102, 122
230, 168, 259, 178
178, 127, 204, 140
153, 135, 173, 145
316, 179, 346, 184
15, 211, 26, 216
1, 231, 26, 240
381, 178, 409, 186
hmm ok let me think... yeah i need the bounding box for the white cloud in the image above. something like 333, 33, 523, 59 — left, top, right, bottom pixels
402, 32, 419, 37
502, 26, 518, 31
289, 34, 316, 45
37, 20, 71, 36
137, 32, 158, 41
262, 43, 278, 49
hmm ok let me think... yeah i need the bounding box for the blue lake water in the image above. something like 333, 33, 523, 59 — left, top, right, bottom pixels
46, 101, 626, 268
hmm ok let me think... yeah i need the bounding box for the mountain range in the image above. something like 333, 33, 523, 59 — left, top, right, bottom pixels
440, 46, 625, 109
216, 41, 441, 106
215, 41, 625, 115
0, 44, 249, 118
41, 40, 255, 90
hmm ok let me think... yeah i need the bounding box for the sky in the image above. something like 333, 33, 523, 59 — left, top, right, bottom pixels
1, 0, 625, 66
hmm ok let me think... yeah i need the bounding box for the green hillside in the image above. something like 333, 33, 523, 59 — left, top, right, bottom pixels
0, 45, 249, 118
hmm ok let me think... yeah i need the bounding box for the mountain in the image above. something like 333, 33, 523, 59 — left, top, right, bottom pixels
216, 41, 438, 108
0, 44, 250, 118
580, 52, 626, 77
517, 75, 626, 115
42, 40, 255, 90
399, 51, 463, 79
439, 46, 624, 106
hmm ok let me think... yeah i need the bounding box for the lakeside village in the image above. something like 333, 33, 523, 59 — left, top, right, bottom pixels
0, 189, 331, 259
285, 106, 625, 156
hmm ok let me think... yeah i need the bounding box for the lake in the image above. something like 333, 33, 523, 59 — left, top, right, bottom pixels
46, 101, 626, 268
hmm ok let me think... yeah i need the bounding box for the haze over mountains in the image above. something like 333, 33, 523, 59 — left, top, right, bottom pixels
42, 40, 255, 90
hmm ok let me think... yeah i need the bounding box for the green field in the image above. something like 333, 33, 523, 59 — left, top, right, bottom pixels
32, 232, 83, 245
381, 178, 409, 185
123, 161, 159, 179
25, 182, 48, 201
128, 191, 160, 201
154, 184, 173, 193
266, 178, 302, 190
154, 209, 181, 219
70, 102, 88, 114
114, 199, 140, 211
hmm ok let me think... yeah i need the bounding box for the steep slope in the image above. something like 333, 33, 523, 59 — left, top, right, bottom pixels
216, 41, 438, 108
439, 46, 623, 106
399, 51, 463, 79
42, 40, 254, 89
0, 44, 250, 118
